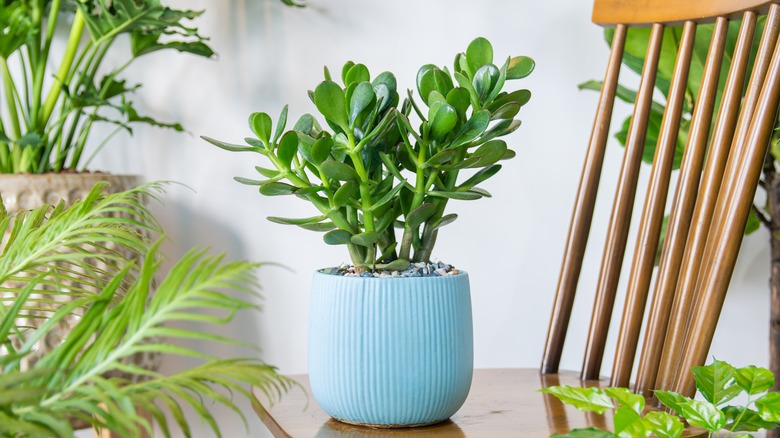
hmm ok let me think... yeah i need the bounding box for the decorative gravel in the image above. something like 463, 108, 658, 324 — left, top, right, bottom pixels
321, 262, 459, 278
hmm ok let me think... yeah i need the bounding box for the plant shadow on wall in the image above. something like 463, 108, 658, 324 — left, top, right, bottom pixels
580, 18, 780, 388
0, 0, 214, 174
0, 182, 291, 437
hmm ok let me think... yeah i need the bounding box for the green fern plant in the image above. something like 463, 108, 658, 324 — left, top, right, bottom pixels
0, 182, 292, 437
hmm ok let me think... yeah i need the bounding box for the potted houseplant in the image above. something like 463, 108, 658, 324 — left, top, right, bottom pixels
204, 37, 535, 427
0, 0, 214, 214
0, 0, 213, 385
0, 182, 291, 436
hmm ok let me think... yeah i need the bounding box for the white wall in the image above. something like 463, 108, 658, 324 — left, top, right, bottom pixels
87, 0, 771, 435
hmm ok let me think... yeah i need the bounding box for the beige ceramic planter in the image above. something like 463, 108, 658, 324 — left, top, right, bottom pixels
0, 173, 161, 382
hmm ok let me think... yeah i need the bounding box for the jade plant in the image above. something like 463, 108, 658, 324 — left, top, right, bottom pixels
204, 37, 534, 273
0, 0, 214, 173
542, 360, 780, 437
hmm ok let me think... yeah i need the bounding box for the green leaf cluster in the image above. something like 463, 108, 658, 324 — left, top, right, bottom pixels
542, 359, 780, 437
0, 182, 292, 437
204, 37, 535, 272
0, 0, 216, 173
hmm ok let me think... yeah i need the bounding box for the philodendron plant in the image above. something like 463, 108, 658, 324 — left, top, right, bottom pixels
204, 37, 534, 273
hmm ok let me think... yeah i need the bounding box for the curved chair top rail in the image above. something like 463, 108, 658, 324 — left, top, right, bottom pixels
593, 0, 777, 26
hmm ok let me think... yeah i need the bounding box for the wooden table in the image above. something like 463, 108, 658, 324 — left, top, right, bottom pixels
251, 368, 616, 437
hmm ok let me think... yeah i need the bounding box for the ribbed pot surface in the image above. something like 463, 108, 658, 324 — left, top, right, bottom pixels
309, 270, 473, 427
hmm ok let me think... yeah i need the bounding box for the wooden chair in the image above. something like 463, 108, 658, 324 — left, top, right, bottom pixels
252, 0, 780, 436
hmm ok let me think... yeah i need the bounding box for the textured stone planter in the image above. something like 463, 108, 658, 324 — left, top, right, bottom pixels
308, 270, 473, 427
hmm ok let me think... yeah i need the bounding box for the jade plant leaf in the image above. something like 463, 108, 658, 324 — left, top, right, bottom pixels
450, 110, 491, 148
349, 82, 376, 127
406, 204, 437, 229
321, 160, 359, 181
323, 230, 352, 245
473, 64, 500, 102
372, 72, 397, 113
345, 63, 370, 86
506, 56, 535, 79
466, 37, 493, 74
277, 132, 299, 169
351, 231, 380, 247
334, 181, 359, 207
250, 112, 273, 145
259, 182, 297, 196
459, 165, 501, 190
314, 81, 349, 131
267, 215, 327, 225
311, 137, 334, 165
471, 140, 508, 168
429, 105, 458, 141
274, 105, 289, 143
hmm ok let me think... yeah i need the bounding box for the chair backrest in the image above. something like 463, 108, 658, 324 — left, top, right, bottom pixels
541, 0, 780, 399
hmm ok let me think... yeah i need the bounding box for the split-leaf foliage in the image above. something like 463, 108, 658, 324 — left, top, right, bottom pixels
542, 360, 780, 437
0, 182, 292, 437
204, 37, 535, 272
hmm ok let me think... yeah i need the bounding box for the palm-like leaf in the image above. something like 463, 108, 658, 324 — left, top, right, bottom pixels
0, 182, 292, 437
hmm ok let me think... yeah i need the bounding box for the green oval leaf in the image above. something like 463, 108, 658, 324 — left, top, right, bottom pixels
323, 229, 352, 245
417, 68, 437, 105
314, 81, 349, 131
345, 63, 370, 86
473, 64, 500, 102
293, 114, 315, 134
340, 61, 355, 84
333, 180, 358, 207
250, 112, 273, 145
491, 102, 521, 120
351, 231, 380, 247
471, 140, 507, 168
433, 68, 454, 98
451, 109, 491, 147
446, 87, 471, 118
466, 37, 493, 74
488, 89, 532, 111
430, 213, 457, 230
321, 160, 359, 181
507, 55, 535, 79
277, 131, 299, 169
255, 166, 280, 178
426, 148, 458, 168
259, 182, 297, 196
372, 71, 397, 113
406, 203, 436, 229
349, 82, 376, 127
429, 104, 458, 140
311, 137, 334, 165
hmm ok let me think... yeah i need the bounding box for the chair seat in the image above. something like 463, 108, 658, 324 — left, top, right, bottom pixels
252, 368, 705, 437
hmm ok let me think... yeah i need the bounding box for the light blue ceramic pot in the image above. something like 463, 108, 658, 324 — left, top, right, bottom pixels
308, 270, 473, 427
